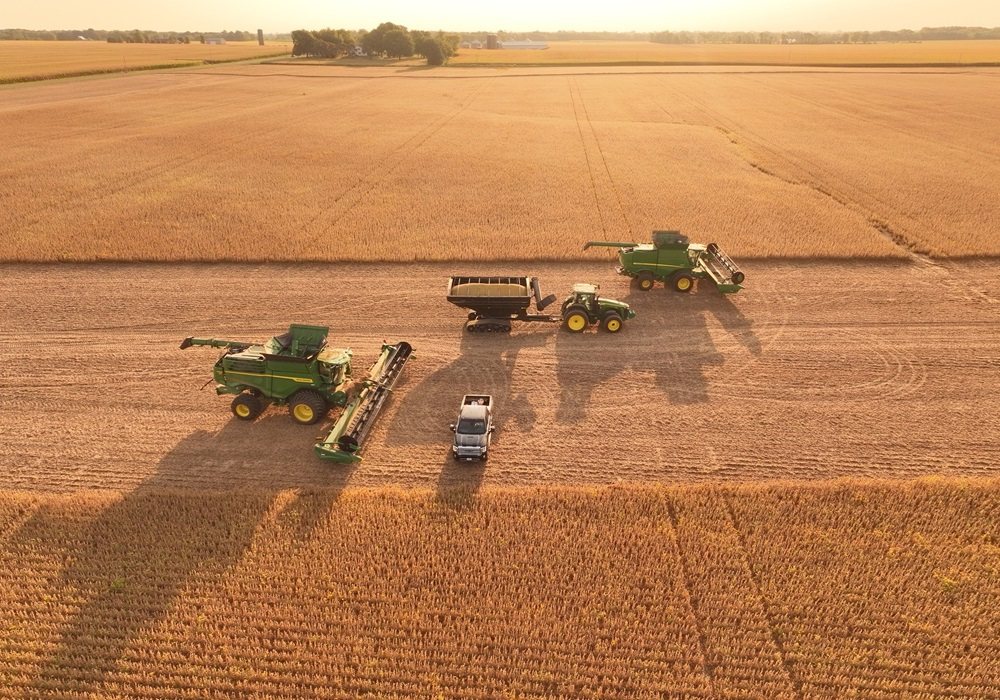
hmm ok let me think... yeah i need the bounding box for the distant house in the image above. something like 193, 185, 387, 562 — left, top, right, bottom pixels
499, 39, 548, 50
470, 40, 482, 49
353, 45, 367, 57
205, 36, 226, 45
460, 41, 471, 49
76, 36, 88, 41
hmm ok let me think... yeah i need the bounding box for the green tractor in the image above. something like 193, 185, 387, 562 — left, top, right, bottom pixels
180, 324, 353, 425
584, 230, 745, 293
560, 283, 636, 333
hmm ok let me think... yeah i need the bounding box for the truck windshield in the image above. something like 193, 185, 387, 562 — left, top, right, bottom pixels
457, 418, 487, 435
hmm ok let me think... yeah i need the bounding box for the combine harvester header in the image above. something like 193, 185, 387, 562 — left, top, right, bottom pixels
315, 341, 412, 463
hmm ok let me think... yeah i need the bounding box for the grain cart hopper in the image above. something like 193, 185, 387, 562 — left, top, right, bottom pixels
446, 276, 635, 333
315, 341, 412, 463
584, 230, 745, 293
180, 324, 353, 425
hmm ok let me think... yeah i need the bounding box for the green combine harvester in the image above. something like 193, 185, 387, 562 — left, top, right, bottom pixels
584, 230, 745, 293
181, 324, 411, 463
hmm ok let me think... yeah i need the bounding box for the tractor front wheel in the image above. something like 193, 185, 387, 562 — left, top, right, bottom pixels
231, 393, 262, 421
289, 390, 328, 425
562, 306, 590, 333
601, 312, 624, 333
672, 272, 694, 293
632, 272, 655, 291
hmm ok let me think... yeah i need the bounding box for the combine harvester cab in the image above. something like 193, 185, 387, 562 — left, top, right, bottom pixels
314, 341, 412, 463
584, 230, 745, 293
180, 324, 353, 424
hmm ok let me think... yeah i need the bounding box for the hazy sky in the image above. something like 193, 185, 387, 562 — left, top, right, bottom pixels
6, 0, 1000, 33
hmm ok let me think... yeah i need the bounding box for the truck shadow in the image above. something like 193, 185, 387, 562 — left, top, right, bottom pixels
436, 452, 487, 510
555, 287, 760, 423
386, 328, 549, 446
13, 415, 354, 697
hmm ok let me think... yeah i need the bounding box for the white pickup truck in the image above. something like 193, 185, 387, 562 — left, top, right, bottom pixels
450, 394, 494, 461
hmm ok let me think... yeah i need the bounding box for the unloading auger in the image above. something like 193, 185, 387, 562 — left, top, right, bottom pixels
314, 341, 412, 463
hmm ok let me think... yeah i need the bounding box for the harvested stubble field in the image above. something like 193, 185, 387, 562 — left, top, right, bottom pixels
0, 480, 998, 698
0, 40, 292, 83
0, 260, 997, 492
2, 63, 1000, 261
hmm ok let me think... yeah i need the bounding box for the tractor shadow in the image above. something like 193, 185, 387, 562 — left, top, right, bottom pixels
554, 285, 760, 423
386, 328, 548, 446
13, 415, 354, 697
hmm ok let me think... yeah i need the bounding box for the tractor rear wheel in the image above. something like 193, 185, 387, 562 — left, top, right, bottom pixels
231, 393, 262, 421
632, 272, 655, 291
289, 390, 328, 425
601, 312, 624, 333
562, 306, 590, 333
672, 272, 694, 293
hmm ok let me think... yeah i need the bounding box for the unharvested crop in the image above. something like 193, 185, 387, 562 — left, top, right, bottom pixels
0, 479, 996, 698
1, 64, 999, 262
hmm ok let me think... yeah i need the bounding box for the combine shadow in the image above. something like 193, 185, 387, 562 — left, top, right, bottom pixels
13, 415, 354, 697
555, 286, 760, 423
386, 328, 549, 447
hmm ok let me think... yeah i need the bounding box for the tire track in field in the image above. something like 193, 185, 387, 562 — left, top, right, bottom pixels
659, 75, 937, 258
721, 489, 805, 700
295, 78, 492, 251
568, 77, 633, 240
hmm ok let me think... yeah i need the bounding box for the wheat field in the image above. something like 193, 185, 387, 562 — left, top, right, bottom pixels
448, 39, 1000, 66
0, 40, 292, 82
0, 480, 996, 698
2, 63, 999, 262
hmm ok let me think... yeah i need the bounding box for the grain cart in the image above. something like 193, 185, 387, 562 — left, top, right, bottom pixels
181, 324, 352, 424
584, 230, 745, 293
446, 276, 635, 333
315, 341, 412, 463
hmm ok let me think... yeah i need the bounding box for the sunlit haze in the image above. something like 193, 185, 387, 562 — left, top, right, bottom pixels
5, 0, 1000, 33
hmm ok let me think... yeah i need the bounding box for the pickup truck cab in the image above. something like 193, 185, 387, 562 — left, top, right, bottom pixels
450, 394, 494, 461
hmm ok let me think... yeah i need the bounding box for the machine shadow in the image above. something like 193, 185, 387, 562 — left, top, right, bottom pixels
554, 285, 761, 423
436, 451, 487, 510
386, 328, 549, 447
17, 414, 355, 696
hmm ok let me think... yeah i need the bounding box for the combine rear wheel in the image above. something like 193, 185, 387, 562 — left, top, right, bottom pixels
563, 306, 590, 333
632, 272, 655, 291
289, 390, 328, 425
601, 312, 623, 333
671, 272, 694, 293
231, 393, 262, 421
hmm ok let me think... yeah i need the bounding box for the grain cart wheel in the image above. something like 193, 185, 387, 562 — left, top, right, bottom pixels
601, 312, 624, 333
563, 306, 590, 333
289, 390, 327, 425
672, 272, 694, 293
632, 272, 655, 291
231, 393, 262, 421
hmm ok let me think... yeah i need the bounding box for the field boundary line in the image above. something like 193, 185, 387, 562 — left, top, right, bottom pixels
720, 488, 805, 700
663, 491, 718, 694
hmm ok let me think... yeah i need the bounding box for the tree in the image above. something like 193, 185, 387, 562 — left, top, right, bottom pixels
415, 36, 445, 65
291, 29, 319, 56
363, 22, 407, 57
383, 29, 414, 59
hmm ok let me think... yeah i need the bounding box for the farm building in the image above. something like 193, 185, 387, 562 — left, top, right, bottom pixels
204, 36, 225, 45
470, 40, 482, 49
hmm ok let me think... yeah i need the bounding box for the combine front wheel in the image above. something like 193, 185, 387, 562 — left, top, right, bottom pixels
563, 306, 590, 333
289, 390, 327, 425
672, 272, 694, 293
231, 393, 262, 421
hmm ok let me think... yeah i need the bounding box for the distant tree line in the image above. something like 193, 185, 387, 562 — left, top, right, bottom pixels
291, 23, 461, 65
649, 26, 1000, 45
0, 28, 256, 43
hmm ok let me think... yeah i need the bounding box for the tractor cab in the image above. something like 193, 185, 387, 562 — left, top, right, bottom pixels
569, 283, 601, 312
264, 324, 328, 358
